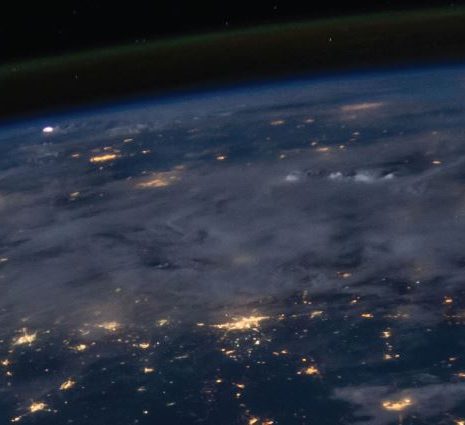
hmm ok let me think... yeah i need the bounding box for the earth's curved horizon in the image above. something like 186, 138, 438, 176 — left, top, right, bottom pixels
2, 66, 465, 424
2, 7, 465, 121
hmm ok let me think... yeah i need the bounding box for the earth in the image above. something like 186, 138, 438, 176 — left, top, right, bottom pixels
1, 66, 465, 425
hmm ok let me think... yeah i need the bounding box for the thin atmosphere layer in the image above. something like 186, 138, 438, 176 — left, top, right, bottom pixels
1, 7, 465, 121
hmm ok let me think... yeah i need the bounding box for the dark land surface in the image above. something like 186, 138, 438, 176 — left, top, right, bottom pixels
1, 66, 465, 424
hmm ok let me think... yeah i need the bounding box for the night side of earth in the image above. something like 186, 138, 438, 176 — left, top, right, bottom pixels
2, 66, 465, 425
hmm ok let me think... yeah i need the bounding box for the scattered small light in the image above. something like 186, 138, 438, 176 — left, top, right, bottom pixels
143, 367, 155, 374
97, 322, 120, 332
69, 192, 80, 200
29, 402, 47, 413
136, 169, 181, 189
298, 366, 320, 376
361, 313, 374, 319
381, 330, 392, 339
341, 102, 383, 112
60, 379, 76, 391
216, 155, 227, 161
270, 119, 285, 126
42, 126, 54, 134
70, 344, 87, 352
382, 398, 412, 411
13, 329, 37, 346
89, 154, 118, 163
212, 316, 269, 332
